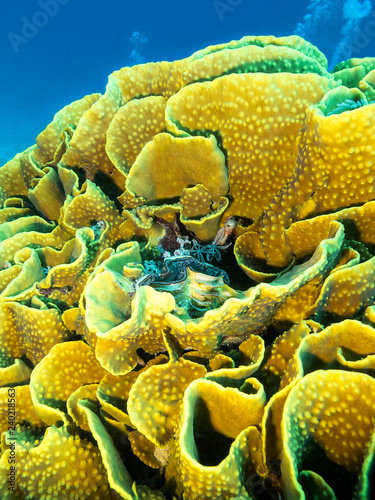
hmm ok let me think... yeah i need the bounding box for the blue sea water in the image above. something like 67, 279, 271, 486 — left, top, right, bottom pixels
1, 0, 375, 165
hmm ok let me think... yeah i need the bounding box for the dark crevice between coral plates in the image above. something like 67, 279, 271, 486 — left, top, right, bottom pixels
193, 430, 234, 467
298, 439, 358, 500
93, 171, 124, 211
193, 399, 234, 467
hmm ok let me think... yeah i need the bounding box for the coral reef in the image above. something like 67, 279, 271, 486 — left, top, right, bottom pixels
1, 34, 375, 499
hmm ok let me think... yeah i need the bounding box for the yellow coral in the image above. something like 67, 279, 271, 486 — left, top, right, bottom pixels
125, 133, 228, 204
30, 341, 107, 426
281, 370, 375, 499
2, 34, 375, 500
1, 425, 118, 499
175, 378, 266, 499
127, 332, 206, 447
35, 94, 101, 165
80, 401, 167, 499
179, 184, 213, 218
259, 85, 375, 266
60, 58, 192, 189
0, 301, 69, 367
0, 386, 44, 435
96, 354, 168, 426
286, 200, 375, 259
183, 37, 329, 85
106, 95, 167, 176
166, 71, 334, 220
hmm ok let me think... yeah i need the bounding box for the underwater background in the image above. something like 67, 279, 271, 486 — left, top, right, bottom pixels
1, 0, 375, 165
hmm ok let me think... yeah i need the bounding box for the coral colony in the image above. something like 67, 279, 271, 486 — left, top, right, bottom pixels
1, 33, 375, 500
